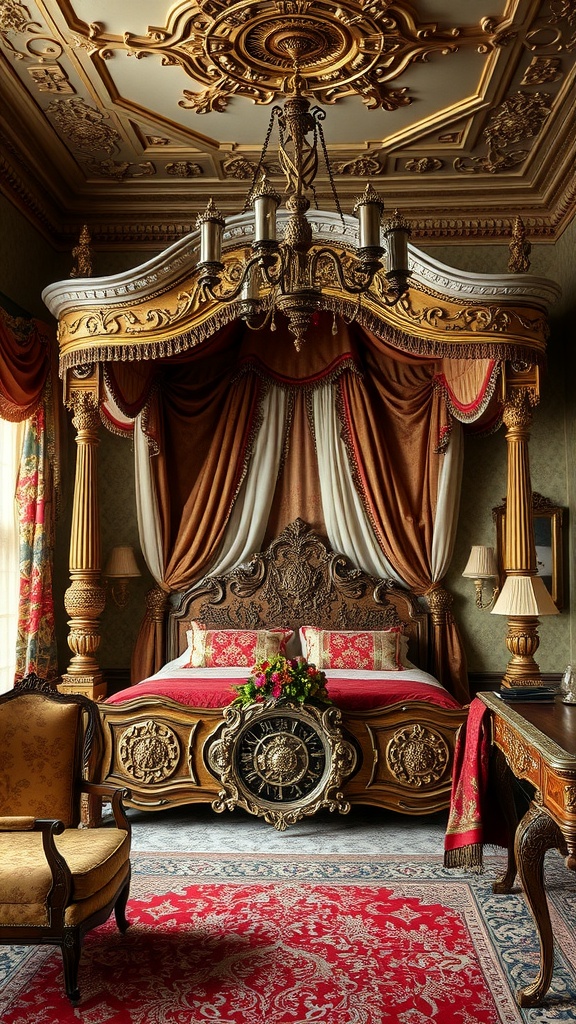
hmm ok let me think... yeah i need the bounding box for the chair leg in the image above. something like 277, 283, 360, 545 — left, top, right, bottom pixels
114, 875, 131, 934
61, 927, 82, 1003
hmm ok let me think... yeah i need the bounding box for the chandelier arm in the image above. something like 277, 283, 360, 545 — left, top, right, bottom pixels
258, 247, 289, 292
198, 252, 275, 304
309, 247, 380, 296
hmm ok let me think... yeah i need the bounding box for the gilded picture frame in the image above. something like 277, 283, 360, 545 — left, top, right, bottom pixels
493, 492, 564, 610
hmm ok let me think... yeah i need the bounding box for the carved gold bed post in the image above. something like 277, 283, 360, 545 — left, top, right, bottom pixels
493, 365, 557, 687
59, 366, 106, 701
425, 583, 452, 683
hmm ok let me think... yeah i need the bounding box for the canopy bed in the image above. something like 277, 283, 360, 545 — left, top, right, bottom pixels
43, 207, 560, 826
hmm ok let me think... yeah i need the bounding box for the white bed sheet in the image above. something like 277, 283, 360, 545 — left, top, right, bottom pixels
145, 657, 446, 692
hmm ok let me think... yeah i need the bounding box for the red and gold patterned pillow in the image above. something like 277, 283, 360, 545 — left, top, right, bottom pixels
300, 626, 404, 671
186, 621, 293, 668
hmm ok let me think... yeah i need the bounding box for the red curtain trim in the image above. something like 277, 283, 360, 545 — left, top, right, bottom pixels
100, 401, 135, 436
433, 360, 501, 422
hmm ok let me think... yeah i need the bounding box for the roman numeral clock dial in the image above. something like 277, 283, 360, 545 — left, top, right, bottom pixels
206, 702, 358, 831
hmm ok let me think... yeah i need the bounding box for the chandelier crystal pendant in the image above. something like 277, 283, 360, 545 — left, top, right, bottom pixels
195, 71, 411, 351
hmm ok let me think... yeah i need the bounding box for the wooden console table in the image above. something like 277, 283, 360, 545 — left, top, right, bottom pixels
478, 691, 576, 1007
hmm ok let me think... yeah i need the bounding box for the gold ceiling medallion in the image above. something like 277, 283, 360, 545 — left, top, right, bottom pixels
84, 1, 494, 112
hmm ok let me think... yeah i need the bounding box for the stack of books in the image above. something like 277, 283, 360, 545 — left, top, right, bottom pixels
497, 686, 557, 703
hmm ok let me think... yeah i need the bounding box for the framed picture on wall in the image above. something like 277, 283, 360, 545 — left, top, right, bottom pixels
493, 492, 564, 610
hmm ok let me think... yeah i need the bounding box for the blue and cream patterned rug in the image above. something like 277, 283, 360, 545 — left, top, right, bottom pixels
1, 845, 575, 1023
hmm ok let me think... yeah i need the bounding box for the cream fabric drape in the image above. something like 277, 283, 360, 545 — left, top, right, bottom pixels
134, 411, 164, 584
431, 421, 463, 581
134, 386, 287, 585
313, 384, 402, 582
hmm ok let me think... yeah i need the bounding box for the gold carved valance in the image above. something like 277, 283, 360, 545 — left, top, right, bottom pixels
43, 222, 560, 376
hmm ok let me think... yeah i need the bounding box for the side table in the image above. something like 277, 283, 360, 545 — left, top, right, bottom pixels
477, 691, 576, 1006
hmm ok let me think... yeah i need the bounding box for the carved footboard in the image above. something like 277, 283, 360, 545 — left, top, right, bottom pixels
98, 697, 466, 817
98, 697, 222, 812
98, 521, 467, 821
341, 703, 466, 815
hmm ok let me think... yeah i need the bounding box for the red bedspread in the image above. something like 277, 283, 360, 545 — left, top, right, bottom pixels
106, 675, 461, 712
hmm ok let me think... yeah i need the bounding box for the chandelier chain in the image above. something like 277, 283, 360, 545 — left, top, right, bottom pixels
244, 105, 282, 213
315, 115, 345, 230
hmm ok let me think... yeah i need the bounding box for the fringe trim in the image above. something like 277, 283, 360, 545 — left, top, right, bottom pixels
58, 303, 244, 376
58, 295, 547, 375
444, 844, 485, 872
230, 353, 362, 392
99, 408, 134, 438
102, 363, 155, 421
433, 361, 502, 424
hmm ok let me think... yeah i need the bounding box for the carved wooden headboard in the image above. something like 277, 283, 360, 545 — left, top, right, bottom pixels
168, 519, 431, 671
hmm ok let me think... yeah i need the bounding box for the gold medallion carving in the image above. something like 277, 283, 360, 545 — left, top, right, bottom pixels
119, 720, 181, 783
80, 2, 493, 112
387, 724, 449, 787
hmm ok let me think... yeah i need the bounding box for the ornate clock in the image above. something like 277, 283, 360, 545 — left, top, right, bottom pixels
205, 700, 357, 830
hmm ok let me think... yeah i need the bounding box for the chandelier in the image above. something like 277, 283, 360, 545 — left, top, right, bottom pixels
195, 72, 411, 351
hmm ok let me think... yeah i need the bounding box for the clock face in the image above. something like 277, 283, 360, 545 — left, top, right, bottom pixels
235, 711, 328, 805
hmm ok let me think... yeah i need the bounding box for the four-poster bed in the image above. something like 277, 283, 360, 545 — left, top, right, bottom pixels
42, 212, 560, 824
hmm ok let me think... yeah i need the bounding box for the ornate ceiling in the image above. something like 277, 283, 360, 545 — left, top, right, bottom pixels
0, 0, 575, 250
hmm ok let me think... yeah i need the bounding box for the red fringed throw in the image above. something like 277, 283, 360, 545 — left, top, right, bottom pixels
444, 697, 506, 870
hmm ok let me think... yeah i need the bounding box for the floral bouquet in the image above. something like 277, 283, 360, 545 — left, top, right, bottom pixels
232, 654, 330, 706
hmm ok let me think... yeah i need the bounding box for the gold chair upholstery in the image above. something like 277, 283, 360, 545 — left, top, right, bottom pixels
0, 674, 132, 1003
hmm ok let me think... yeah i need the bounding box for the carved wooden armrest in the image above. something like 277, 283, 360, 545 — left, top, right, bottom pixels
81, 781, 132, 835
36, 819, 74, 919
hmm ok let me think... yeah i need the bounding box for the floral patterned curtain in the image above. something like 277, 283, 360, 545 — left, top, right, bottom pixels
14, 395, 58, 682
0, 304, 58, 685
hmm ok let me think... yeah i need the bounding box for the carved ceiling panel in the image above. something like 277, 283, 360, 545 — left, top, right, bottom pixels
0, 0, 575, 248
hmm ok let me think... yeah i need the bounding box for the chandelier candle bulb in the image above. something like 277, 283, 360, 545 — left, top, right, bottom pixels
354, 184, 384, 251
196, 198, 225, 266
252, 177, 281, 244
382, 211, 411, 286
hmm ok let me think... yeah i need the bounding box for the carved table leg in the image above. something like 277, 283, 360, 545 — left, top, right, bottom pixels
514, 800, 568, 1007
491, 745, 518, 893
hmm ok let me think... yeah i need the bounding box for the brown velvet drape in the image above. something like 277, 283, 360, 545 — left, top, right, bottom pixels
338, 326, 468, 701
106, 315, 480, 700
0, 307, 52, 421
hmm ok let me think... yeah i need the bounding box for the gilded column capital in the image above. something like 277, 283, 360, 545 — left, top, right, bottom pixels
67, 389, 100, 434
502, 387, 537, 432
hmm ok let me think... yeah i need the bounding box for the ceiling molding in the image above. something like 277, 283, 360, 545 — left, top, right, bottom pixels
1, 0, 575, 249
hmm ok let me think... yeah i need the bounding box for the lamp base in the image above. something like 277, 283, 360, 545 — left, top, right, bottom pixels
500, 614, 543, 689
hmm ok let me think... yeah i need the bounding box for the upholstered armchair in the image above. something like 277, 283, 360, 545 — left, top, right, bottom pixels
0, 675, 132, 1003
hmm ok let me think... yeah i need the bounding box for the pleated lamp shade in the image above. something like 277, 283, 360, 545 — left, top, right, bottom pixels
492, 574, 558, 617
104, 546, 141, 578
462, 545, 499, 580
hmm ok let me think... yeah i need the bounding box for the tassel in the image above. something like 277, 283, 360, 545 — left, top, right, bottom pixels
444, 843, 485, 872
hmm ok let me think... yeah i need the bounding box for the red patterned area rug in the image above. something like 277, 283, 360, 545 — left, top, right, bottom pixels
1, 852, 576, 1024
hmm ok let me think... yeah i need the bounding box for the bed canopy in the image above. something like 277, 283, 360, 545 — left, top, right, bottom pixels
43, 211, 561, 704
